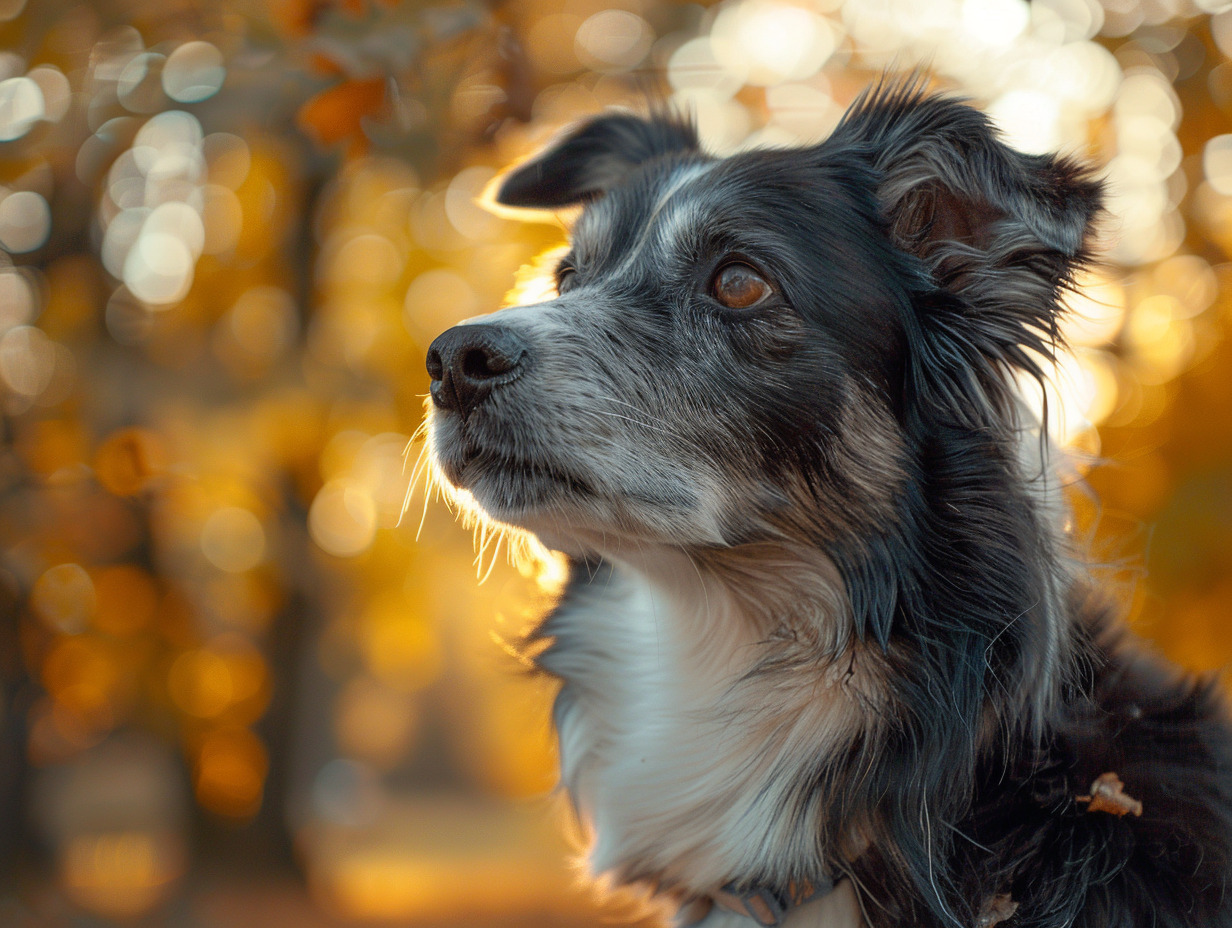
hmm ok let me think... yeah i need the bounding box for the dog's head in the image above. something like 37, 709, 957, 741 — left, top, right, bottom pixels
426, 82, 1100, 572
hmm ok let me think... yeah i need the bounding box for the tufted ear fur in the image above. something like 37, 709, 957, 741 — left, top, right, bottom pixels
828, 79, 1103, 414
496, 111, 699, 209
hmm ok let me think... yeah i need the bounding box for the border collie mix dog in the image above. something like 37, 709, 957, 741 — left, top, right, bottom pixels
425, 82, 1232, 927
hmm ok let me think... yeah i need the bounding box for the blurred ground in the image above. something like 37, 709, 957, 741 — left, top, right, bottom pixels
2, 793, 666, 927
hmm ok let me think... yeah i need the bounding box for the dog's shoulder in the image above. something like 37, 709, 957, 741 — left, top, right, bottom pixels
1058, 630, 1232, 926
969, 613, 1232, 928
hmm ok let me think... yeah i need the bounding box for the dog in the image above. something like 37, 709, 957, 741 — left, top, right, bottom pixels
424, 80, 1232, 927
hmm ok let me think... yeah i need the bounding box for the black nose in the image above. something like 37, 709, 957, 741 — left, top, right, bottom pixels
426, 324, 529, 419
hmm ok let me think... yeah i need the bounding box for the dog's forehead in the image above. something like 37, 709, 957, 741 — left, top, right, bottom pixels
569, 148, 855, 269
569, 157, 712, 261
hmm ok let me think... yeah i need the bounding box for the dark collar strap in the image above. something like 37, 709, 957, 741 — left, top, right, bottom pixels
705, 875, 836, 926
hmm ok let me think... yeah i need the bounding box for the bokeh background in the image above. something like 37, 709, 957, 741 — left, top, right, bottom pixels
1, 0, 1232, 924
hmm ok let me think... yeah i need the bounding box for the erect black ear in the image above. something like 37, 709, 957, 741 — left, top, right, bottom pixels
496, 111, 699, 209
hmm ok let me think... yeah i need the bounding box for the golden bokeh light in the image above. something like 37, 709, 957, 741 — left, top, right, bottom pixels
1062, 272, 1128, 347
403, 268, 481, 349
28, 698, 107, 765
334, 676, 422, 769
0, 324, 56, 398
42, 635, 124, 728
94, 428, 168, 496
20, 416, 89, 478
117, 52, 167, 114
162, 42, 225, 104
200, 506, 267, 573
0, 265, 37, 330
61, 830, 185, 918
575, 10, 655, 72
357, 594, 443, 693
91, 565, 158, 638
303, 797, 584, 922
0, 190, 51, 252
193, 726, 268, 819
0, 0, 26, 24
712, 1, 837, 87
168, 639, 269, 721
32, 564, 96, 635
0, 76, 43, 141
309, 479, 379, 557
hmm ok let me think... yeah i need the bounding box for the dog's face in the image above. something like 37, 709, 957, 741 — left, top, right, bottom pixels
426, 86, 1100, 561
428, 132, 911, 551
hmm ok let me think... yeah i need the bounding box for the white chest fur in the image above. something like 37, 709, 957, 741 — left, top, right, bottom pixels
538, 548, 876, 920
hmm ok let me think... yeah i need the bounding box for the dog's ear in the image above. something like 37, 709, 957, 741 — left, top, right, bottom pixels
496, 111, 699, 209
830, 81, 1102, 397
833, 80, 1101, 268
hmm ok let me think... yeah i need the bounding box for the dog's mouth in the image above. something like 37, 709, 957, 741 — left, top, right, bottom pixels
468, 452, 594, 496
436, 439, 597, 511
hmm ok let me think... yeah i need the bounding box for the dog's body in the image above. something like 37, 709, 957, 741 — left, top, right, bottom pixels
425, 82, 1232, 927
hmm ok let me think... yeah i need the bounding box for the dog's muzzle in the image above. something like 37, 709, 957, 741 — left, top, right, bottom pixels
426, 323, 529, 420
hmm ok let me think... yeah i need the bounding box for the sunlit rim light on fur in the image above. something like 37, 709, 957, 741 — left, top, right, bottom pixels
404, 407, 561, 587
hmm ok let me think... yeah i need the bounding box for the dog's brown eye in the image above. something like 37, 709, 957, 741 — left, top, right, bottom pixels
556, 264, 577, 294
712, 263, 770, 310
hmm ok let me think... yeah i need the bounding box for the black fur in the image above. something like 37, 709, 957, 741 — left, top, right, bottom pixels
438, 79, 1232, 927
850, 603, 1232, 927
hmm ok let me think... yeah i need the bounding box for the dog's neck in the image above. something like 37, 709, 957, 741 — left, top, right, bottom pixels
536, 542, 881, 916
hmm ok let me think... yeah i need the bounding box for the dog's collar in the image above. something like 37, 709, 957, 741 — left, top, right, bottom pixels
691, 875, 835, 926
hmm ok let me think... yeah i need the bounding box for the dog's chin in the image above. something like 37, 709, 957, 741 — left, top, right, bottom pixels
434, 444, 724, 553
434, 444, 599, 526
